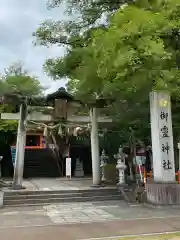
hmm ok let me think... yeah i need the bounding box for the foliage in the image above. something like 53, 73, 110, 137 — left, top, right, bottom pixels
4, 61, 28, 77
35, 1, 180, 96
34, 0, 180, 141
34, 0, 132, 47
0, 62, 43, 133
64, 1, 180, 97
0, 62, 43, 97
0, 105, 17, 132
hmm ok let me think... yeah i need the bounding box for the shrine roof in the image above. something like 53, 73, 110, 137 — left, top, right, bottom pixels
46, 87, 74, 101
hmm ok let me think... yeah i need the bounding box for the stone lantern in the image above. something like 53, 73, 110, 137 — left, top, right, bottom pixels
100, 149, 108, 182
114, 146, 127, 185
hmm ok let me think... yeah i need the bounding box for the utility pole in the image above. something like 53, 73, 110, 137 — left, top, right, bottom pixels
12, 101, 27, 189
90, 107, 101, 186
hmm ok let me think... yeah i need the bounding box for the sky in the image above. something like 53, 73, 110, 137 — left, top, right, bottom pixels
0, 0, 68, 94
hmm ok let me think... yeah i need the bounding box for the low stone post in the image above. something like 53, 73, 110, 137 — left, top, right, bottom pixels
100, 150, 108, 182
115, 146, 126, 185
0, 191, 4, 208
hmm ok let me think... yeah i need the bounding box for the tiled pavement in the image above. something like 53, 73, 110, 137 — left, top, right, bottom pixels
42, 201, 180, 225
43, 202, 119, 224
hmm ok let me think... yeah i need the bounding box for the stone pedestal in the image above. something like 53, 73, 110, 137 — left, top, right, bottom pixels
146, 183, 180, 205
10, 185, 26, 190
116, 160, 126, 185
74, 158, 84, 177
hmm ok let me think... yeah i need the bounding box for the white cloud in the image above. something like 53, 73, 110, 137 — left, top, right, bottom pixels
0, 0, 67, 94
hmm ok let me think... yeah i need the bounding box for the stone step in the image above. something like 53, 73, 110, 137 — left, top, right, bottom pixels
4, 190, 119, 200
3, 194, 122, 207
3, 187, 117, 196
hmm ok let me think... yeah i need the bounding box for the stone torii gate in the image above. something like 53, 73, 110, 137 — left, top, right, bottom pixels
1, 88, 112, 189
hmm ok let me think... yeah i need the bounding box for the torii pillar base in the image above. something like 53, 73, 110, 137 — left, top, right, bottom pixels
11, 184, 26, 190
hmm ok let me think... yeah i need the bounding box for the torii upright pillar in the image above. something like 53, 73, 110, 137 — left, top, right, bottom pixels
12, 102, 27, 189
90, 107, 101, 186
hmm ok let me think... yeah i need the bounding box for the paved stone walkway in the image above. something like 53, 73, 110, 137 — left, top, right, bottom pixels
1, 201, 180, 239
3, 178, 116, 192
43, 202, 119, 224
1, 179, 180, 239
1, 200, 180, 227
29, 178, 115, 191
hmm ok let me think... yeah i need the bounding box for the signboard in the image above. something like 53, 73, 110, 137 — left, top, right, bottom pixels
11, 146, 16, 166
66, 157, 71, 178
54, 99, 67, 119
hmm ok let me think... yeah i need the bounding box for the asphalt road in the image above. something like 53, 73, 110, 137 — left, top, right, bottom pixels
0, 217, 180, 240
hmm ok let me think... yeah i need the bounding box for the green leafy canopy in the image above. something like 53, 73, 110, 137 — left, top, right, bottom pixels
34, 0, 180, 140
0, 62, 44, 133
39, 1, 180, 99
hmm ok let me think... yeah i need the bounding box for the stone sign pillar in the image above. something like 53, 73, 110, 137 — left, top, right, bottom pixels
150, 91, 175, 182
146, 92, 180, 205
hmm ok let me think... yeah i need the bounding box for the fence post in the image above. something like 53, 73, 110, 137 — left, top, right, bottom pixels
144, 169, 147, 184
149, 171, 153, 183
